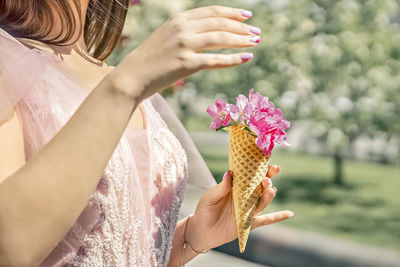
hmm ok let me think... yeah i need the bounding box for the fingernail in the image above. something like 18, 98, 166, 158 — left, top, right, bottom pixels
241, 10, 253, 18
250, 36, 261, 43
222, 171, 229, 181
273, 186, 277, 192
250, 26, 261, 35
266, 178, 272, 185
241, 53, 254, 62
290, 211, 295, 217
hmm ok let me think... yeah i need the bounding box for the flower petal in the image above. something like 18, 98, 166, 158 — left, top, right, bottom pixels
207, 105, 219, 118
215, 99, 227, 111
210, 118, 222, 130
222, 113, 231, 126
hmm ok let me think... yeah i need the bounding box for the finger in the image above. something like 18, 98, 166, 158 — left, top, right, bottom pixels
194, 52, 254, 70
255, 186, 276, 215
190, 32, 260, 51
261, 178, 273, 190
183, 6, 252, 21
251, 210, 294, 229
192, 18, 261, 36
200, 170, 232, 205
266, 165, 281, 178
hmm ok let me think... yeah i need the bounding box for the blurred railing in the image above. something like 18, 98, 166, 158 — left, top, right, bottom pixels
216, 225, 400, 267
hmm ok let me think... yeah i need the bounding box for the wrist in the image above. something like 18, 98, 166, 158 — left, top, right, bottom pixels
183, 215, 210, 255
184, 215, 211, 254
168, 218, 198, 267
106, 67, 145, 103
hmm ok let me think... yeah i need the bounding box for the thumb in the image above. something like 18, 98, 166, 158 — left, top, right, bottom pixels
218, 170, 233, 196
201, 170, 233, 205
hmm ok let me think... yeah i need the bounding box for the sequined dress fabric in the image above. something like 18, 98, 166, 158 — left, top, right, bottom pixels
0, 27, 188, 266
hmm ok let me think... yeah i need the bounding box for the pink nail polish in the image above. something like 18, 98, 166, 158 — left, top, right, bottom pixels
250, 26, 261, 35
222, 171, 229, 181
241, 10, 253, 18
267, 178, 272, 185
241, 53, 254, 62
249, 36, 261, 43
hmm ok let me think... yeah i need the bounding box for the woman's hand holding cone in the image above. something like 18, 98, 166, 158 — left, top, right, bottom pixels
185, 165, 294, 252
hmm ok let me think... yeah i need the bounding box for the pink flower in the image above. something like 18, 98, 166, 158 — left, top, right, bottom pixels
173, 79, 185, 89
248, 107, 290, 156
248, 88, 274, 115
230, 94, 252, 123
207, 99, 232, 130
206, 89, 290, 156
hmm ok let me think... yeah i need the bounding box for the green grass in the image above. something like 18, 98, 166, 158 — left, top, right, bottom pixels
198, 145, 400, 251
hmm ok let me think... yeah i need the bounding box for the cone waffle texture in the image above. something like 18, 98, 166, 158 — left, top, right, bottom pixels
228, 125, 270, 253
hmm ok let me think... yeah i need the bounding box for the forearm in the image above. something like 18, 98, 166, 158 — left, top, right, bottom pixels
168, 217, 198, 267
0, 71, 141, 266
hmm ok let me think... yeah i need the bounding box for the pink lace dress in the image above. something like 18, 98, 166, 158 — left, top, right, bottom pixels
0, 27, 194, 266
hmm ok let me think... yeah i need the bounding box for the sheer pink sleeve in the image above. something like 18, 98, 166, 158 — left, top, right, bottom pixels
0, 27, 59, 125
149, 93, 217, 190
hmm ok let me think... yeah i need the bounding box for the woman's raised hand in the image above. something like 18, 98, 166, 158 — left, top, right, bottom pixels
113, 6, 261, 100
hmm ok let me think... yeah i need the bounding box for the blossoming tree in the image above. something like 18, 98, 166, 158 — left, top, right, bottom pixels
191, 0, 400, 184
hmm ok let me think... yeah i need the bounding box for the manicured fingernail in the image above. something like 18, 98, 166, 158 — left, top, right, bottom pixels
241, 10, 253, 18
250, 36, 261, 43
290, 211, 295, 217
266, 178, 272, 185
250, 26, 261, 35
241, 53, 254, 62
222, 171, 229, 181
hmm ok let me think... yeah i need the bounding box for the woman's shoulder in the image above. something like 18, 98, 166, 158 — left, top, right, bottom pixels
0, 27, 63, 124
0, 27, 39, 55
0, 27, 19, 43
0, 27, 27, 59
0, 27, 61, 63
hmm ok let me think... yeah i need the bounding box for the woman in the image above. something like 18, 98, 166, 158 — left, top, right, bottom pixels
0, 0, 293, 266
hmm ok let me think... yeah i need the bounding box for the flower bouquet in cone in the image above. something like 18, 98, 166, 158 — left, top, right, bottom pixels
207, 89, 290, 253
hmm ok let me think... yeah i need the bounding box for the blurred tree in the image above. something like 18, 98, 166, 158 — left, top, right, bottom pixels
189, 0, 400, 184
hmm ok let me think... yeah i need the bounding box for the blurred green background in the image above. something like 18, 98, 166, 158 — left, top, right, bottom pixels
108, 0, 400, 252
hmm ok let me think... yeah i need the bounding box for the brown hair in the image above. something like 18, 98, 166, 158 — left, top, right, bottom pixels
0, 0, 129, 61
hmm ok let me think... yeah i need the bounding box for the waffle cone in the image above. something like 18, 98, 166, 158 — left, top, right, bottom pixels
228, 125, 270, 253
